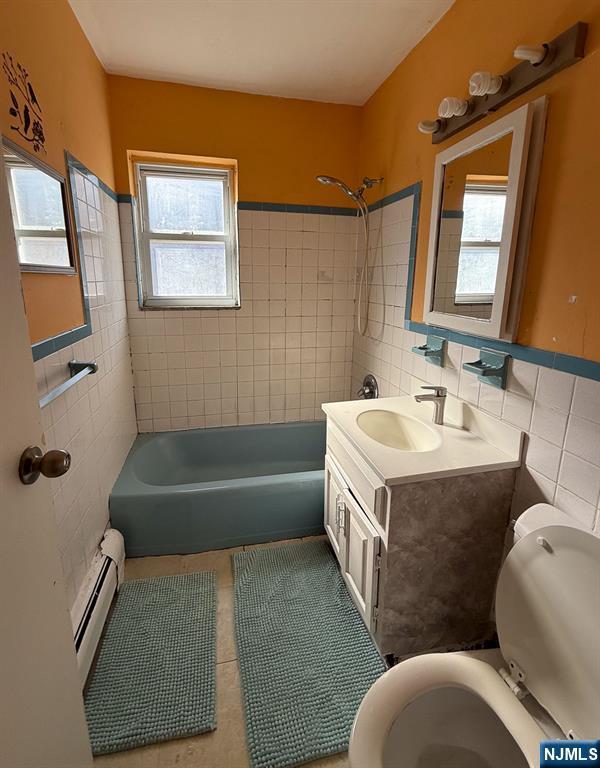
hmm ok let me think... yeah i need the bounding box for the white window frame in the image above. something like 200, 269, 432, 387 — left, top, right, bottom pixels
134, 162, 240, 309
454, 184, 506, 305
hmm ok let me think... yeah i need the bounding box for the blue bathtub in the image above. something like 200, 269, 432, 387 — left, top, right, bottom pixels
110, 421, 326, 556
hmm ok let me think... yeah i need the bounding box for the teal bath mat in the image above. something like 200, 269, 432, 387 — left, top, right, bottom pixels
85, 571, 217, 754
234, 540, 386, 768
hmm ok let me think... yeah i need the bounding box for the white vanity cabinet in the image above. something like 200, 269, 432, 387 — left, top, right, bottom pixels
324, 451, 382, 632
322, 399, 523, 661
339, 487, 381, 629
324, 455, 346, 561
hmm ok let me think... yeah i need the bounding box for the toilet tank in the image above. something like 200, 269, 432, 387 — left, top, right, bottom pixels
513, 502, 584, 542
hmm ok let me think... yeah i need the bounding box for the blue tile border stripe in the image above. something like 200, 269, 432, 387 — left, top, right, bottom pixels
399, 180, 600, 382
404, 182, 422, 325
235, 183, 423, 217
32, 322, 92, 362
65, 152, 118, 202
367, 181, 422, 212
117, 178, 600, 381
237, 200, 358, 216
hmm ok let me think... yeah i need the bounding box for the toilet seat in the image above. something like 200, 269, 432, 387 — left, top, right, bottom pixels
496, 524, 600, 739
349, 524, 600, 768
349, 652, 546, 768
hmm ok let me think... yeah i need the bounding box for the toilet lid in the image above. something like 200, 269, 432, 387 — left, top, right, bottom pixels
496, 524, 600, 740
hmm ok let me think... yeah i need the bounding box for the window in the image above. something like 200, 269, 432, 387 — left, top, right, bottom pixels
455, 185, 507, 304
4, 148, 73, 272
135, 162, 239, 308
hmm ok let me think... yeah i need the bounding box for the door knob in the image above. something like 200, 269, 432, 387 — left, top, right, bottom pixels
19, 446, 71, 485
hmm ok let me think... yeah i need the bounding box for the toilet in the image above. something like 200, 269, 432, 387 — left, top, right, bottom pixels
349, 503, 600, 768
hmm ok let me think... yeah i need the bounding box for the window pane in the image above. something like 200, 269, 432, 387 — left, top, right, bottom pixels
10, 167, 66, 230
456, 246, 499, 296
17, 236, 70, 267
145, 174, 225, 234
150, 241, 227, 297
461, 191, 506, 242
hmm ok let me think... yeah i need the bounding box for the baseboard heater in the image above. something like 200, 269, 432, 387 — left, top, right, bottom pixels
73, 528, 125, 687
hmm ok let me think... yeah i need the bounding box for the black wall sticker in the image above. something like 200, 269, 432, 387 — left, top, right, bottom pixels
2, 52, 46, 153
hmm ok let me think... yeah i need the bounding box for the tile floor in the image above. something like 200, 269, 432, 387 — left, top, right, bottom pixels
93, 537, 349, 768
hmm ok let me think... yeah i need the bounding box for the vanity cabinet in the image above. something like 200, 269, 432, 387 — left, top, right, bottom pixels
324, 420, 518, 662
325, 456, 380, 628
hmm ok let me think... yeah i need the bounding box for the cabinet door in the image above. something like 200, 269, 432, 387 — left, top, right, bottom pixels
324, 455, 347, 562
340, 488, 380, 629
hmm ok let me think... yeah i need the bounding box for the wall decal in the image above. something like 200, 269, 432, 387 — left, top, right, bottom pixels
2, 52, 46, 153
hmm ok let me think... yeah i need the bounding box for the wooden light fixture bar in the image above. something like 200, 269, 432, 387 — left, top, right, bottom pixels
431, 21, 588, 144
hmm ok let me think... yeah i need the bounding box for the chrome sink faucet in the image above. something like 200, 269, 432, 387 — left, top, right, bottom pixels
414, 385, 447, 425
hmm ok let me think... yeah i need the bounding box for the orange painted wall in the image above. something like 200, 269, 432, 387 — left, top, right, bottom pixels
359, 0, 600, 362
107, 75, 361, 204
442, 133, 511, 210
0, 0, 114, 344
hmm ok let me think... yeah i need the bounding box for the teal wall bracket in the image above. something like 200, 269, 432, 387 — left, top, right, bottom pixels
412, 334, 446, 367
463, 348, 511, 389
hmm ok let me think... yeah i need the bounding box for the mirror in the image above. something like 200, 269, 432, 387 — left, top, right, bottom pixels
424, 100, 546, 340
433, 133, 511, 321
2, 137, 90, 359
3, 137, 74, 272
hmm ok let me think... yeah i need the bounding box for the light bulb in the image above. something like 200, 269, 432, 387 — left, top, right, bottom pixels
417, 119, 442, 134
438, 97, 469, 119
514, 44, 547, 65
469, 71, 504, 96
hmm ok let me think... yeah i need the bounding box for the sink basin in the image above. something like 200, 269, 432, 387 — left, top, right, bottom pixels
356, 409, 442, 452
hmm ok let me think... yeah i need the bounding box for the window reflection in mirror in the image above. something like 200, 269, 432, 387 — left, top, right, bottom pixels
432, 133, 511, 321
3, 138, 74, 272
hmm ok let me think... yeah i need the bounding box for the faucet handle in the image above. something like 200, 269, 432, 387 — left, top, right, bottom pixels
421, 385, 447, 397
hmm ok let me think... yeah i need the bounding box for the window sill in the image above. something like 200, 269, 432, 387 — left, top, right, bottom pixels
140, 299, 241, 310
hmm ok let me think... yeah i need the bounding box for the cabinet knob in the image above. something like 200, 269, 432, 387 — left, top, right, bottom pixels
19, 446, 71, 485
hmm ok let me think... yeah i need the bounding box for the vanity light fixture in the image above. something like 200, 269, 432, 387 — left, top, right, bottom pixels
438, 96, 470, 119
416, 22, 586, 143
514, 44, 548, 65
417, 119, 445, 135
469, 71, 505, 97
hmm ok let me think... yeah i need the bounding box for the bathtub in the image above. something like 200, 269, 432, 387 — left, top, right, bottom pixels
110, 421, 326, 556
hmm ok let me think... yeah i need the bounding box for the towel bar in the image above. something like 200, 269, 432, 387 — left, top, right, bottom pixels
39, 360, 98, 408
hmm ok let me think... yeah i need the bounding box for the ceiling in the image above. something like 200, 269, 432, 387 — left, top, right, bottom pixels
68, 0, 453, 106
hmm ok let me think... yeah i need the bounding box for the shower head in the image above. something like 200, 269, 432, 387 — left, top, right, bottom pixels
316, 175, 384, 203
316, 175, 358, 201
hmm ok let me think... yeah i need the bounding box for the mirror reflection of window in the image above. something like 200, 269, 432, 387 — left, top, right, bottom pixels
455, 182, 507, 304
432, 132, 512, 322
3, 142, 73, 272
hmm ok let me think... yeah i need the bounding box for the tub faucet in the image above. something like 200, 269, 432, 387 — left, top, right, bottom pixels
357, 374, 378, 400
414, 385, 447, 425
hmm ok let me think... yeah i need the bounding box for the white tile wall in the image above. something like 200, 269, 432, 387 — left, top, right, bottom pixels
120, 203, 356, 431
351, 192, 600, 535
25, 178, 600, 609
34, 174, 137, 610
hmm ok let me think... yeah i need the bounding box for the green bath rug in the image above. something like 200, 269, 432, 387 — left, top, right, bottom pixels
234, 539, 386, 768
85, 571, 217, 754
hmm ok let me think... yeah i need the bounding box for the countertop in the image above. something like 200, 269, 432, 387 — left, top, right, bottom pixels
322, 395, 524, 485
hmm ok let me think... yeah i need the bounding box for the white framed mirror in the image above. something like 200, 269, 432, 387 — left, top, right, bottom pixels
423, 98, 546, 340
